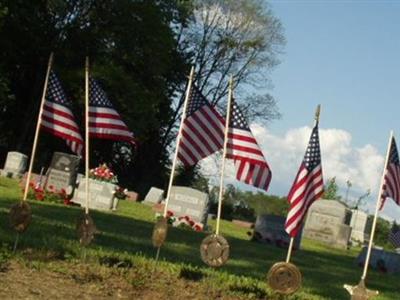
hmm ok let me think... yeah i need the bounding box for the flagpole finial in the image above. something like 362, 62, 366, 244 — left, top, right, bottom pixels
315, 104, 321, 124
85, 57, 89, 71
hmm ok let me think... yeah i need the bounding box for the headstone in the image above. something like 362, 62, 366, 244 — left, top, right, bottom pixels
143, 187, 164, 204
71, 178, 117, 211
303, 199, 352, 249
356, 246, 400, 273
46, 152, 80, 192
253, 215, 302, 249
126, 191, 139, 202
168, 186, 209, 226
2, 152, 28, 178
350, 209, 371, 244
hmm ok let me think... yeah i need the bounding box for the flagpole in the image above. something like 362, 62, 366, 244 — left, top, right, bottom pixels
285, 104, 321, 263
84, 57, 90, 215
215, 76, 233, 235
361, 130, 393, 280
285, 237, 294, 263
22, 53, 54, 201
163, 66, 195, 217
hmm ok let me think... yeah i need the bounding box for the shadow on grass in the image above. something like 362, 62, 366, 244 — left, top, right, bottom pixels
0, 197, 398, 300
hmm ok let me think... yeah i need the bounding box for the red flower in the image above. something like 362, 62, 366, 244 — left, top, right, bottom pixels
166, 210, 174, 218
35, 193, 44, 201
63, 199, 71, 205
48, 185, 54, 191
193, 224, 202, 232
29, 182, 35, 188
189, 220, 195, 226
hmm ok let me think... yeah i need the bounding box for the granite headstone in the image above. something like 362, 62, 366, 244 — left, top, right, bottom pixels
143, 187, 164, 204
46, 152, 80, 192
350, 209, 371, 244
168, 186, 209, 225
253, 214, 302, 249
72, 178, 117, 211
2, 152, 28, 178
356, 246, 400, 273
303, 199, 352, 249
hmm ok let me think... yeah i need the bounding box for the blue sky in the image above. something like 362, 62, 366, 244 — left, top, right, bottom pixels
267, 1, 400, 218
269, 1, 400, 150
202, 1, 400, 220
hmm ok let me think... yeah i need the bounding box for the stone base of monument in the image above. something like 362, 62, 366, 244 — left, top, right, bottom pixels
356, 246, 400, 273
0, 169, 24, 179
71, 179, 118, 211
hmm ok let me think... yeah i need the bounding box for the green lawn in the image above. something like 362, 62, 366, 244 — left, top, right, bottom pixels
0, 177, 399, 299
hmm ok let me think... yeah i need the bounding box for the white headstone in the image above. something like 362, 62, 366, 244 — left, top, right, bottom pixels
143, 187, 164, 204
71, 178, 117, 211
168, 186, 209, 225
3, 151, 28, 177
350, 209, 371, 243
303, 199, 352, 249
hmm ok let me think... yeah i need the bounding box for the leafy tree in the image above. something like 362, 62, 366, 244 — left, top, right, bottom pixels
323, 177, 342, 200
0, 0, 191, 196
373, 217, 395, 250
208, 185, 288, 222
161, 0, 284, 150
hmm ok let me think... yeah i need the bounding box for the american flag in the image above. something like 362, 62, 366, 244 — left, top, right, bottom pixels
389, 223, 400, 248
89, 78, 135, 144
285, 124, 324, 237
177, 85, 225, 166
379, 136, 400, 210
41, 71, 84, 156
226, 101, 271, 191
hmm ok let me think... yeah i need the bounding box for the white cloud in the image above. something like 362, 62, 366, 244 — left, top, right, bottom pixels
199, 123, 400, 220
249, 124, 384, 195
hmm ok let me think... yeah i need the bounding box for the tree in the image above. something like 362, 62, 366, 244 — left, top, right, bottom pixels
323, 177, 342, 200
0, 0, 191, 196
161, 0, 284, 150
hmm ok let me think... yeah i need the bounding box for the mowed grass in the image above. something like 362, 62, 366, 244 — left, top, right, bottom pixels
0, 177, 399, 299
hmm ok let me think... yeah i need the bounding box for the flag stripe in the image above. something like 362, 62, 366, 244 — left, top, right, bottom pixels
41, 71, 83, 156
178, 85, 225, 166
227, 101, 271, 191
89, 78, 135, 144
285, 125, 323, 237
379, 137, 400, 210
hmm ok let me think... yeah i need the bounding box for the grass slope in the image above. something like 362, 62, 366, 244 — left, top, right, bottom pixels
0, 177, 399, 299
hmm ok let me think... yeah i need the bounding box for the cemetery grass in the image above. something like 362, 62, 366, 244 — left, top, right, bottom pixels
0, 178, 399, 299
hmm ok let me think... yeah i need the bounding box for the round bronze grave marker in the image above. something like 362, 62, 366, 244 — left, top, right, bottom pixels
200, 234, 229, 267
76, 213, 96, 246
152, 217, 168, 248
267, 262, 302, 295
9, 201, 32, 233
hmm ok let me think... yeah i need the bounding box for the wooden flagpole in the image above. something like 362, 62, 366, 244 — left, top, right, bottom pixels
22, 53, 54, 201
84, 57, 90, 215
215, 76, 233, 235
361, 130, 393, 280
162, 66, 195, 217
285, 104, 321, 263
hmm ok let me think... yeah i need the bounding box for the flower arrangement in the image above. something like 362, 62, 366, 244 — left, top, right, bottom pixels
89, 163, 118, 184
156, 210, 203, 232
26, 182, 71, 205
114, 186, 128, 200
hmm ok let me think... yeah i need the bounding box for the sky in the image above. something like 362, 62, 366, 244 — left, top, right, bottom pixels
200, 1, 400, 221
